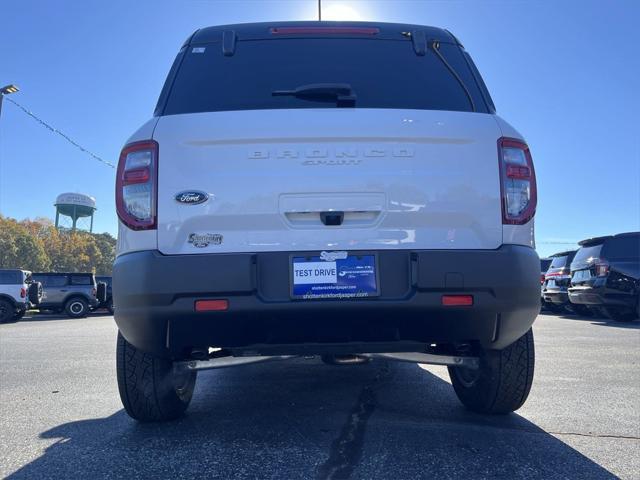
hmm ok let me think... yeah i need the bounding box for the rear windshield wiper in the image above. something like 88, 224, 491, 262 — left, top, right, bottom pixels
429, 41, 476, 112
272, 83, 356, 107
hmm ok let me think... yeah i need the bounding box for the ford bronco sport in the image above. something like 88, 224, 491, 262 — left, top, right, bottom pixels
114, 21, 540, 422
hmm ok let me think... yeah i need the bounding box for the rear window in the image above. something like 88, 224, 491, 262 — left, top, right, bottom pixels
602, 235, 640, 260
573, 244, 603, 265
549, 256, 569, 269
540, 259, 552, 272
0, 271, 20, 284
161, 39, 488, 115
549, 252, 576, 269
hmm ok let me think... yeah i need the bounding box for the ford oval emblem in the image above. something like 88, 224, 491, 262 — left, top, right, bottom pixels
175, 191, 209, 205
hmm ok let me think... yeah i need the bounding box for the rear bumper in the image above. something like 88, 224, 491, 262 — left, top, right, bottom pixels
543, 288, 569, 305
568, 286, 637, 309
113, 245, 540, 359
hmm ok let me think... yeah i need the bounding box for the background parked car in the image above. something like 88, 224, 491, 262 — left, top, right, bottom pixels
540, 258, 552, 310
95, 276, 113, 314
0, 269, 42, 323
569, 232, 640, 322
542, 250, 577, 314
31, 272, 103, 318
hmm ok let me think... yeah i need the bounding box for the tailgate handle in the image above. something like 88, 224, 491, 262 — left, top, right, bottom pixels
320, 211, 344, 226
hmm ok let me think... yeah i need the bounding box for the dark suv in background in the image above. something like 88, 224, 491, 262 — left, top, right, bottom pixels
96, 276, 113, 314
542, 250, 577, 314
569, 232, 640, 322
32, 272, 101, 318
539, 258, 552, 310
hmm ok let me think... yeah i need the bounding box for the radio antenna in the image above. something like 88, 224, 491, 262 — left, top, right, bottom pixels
318, 0, 322, 20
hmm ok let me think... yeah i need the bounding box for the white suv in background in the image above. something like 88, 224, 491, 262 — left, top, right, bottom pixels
0, 269, 41, 323
113, 21, 540, 422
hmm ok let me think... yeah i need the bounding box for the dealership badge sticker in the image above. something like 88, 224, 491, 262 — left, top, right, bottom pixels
188, 233, 223, 248
175, 191, 209, 205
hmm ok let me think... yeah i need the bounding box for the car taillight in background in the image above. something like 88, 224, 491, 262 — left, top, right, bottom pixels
498, 138, 537, 225
20, 288, 26, 298
116, 140, 158, 230
595, 262, 610, 277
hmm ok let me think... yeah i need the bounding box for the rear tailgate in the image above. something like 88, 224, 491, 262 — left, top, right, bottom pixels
154, 108, 504, 254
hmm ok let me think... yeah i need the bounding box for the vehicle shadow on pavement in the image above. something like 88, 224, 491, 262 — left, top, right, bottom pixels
7, 359, 617, 479
19, 312, 112, 322
554, 313, 640, 330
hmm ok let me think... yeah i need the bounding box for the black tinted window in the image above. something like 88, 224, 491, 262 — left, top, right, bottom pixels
33, 275, 68, 287
603, 236, 640, 259
162, 39, 487, 114
549, 252, 576, 269
0, 271, 20, 284
573, 245, 603, 265
549, 256, 568, 269
48, 276, 68, 287
540, 259, 552, 272
70, 275, 92, 286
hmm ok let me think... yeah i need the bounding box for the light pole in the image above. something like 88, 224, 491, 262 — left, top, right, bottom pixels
0, 84, 20, 119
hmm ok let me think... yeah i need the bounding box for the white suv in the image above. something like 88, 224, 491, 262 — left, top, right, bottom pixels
0, 269, 41, 323
114, 22, 540, 422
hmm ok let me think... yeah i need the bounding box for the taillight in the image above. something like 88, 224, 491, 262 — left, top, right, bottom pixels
92, 287, 97, 297
498, 138, 537, 225
20, 288, 26, 298
595, 263, 610, 277
116, 140, 158, 230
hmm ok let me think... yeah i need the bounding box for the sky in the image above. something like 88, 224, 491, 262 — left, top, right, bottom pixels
1, 0, 639, 257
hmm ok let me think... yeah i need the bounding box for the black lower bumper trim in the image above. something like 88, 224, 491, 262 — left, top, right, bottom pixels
568, 287, 637, 308
113, 245, 540, 359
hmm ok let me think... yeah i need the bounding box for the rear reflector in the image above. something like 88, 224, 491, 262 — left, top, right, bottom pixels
442, 295, 473, 306
270, 27, 379, 36
195, 300, 229, 312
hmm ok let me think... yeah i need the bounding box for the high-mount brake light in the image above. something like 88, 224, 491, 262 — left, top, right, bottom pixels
498, 138, 537, 225
270, 27, 379, 36
116, 140, 158, 230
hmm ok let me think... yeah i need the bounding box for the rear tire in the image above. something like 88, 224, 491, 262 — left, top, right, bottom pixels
65, 297, 89, 318
116, 331, 196, 422
0, 300, 15, 324
448, 329, 535, 414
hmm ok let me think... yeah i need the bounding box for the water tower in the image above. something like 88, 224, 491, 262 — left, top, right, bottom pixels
54, 193, 97, 232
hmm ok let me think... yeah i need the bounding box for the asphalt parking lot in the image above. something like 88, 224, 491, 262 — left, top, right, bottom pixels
1, 312, 638, 479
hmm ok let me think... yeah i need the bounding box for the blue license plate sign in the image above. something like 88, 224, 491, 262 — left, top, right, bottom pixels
291, 252, 378, 299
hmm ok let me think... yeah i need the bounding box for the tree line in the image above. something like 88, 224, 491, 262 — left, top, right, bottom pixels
0, 215, 115, 275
